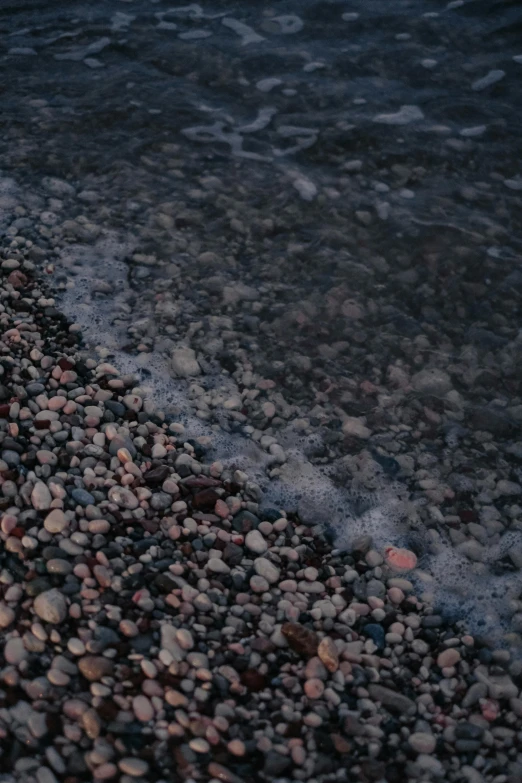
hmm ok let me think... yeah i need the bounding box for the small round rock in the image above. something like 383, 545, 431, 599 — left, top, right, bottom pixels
245, 529, 268, 554
408, 732, 437, 754
44, 509, 68, 534
0, 603, 15, 628
78, 656, 114, 681
34, 589, 68, 624
118, 758, 149, 777
437, 648, 461, 668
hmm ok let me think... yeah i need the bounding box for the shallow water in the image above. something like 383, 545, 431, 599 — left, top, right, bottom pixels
2, 0, 522, 646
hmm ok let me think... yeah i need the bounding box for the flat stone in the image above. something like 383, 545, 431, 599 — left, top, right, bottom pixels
133, 694, 154, 722
46, 559, 73, 575
368, 684, 416, 715
207, 763, 245, 783
71, 488, 95, 506
254, 557, 279, 584
78, 656, 114, 681
318, 637, 339, 672
119, 758, 149, 777
0, 603, 15, 628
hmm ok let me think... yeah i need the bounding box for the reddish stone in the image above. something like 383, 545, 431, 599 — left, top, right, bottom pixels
0, 405, 10, 417
96, 699, 119, 721
35, 419, 51, 430
281, 622, 319, 657
58, 358, 74, 370
240, 669, 267, 692
7, 270, 28, 288
192, 512, 220, 522
141, 519, 159, 534
191, 488, 220, 510
332, 734, 351, 754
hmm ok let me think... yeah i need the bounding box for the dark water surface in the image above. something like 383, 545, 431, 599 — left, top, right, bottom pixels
2, 0, 522, 644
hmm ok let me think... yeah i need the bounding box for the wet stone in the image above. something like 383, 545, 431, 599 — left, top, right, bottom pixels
364, 623, 386, 650
232, 510, 260, 532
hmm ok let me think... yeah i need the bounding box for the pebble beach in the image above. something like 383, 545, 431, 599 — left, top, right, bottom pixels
1, 245, 521, 783
2, 1, 522, 782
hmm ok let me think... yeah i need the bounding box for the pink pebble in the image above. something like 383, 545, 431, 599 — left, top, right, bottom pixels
60, 370, 78, 383
133, 694, 154, 722
304, 678, 325, 699
387, 587, 405, 604
480, 698, 499, 721
1, 515, 18, 535
384, 546, 417, 572
215, 499, 229, 519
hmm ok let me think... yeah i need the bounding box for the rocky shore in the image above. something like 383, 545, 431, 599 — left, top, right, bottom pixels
1, 231, 522, 783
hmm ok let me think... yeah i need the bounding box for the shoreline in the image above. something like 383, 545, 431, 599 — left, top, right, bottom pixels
1, 238, 522, 782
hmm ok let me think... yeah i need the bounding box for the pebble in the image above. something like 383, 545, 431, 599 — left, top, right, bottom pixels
34, 589, 68, 624
245, 529, 268, 554
207, 557, 231, 574
0, 603, 15, 628
254, 557, 280, 584
78, 656, 113, 681
43, 509, 68, 534
250, 575, 269, 592
318, 637, 339, 672
133, 694, 154, 722
384, 546, 417, 571
122, 394, 143, 412
368, 684, 416, 715
437, 648, 461, 668
408, 732, 437, 754
0, 223, 519, 783
118, 758, 149, 776
304, 678, 325, 699
108, 486, 139, 509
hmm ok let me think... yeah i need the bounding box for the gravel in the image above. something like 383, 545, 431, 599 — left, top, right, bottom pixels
0, 132, 522, 783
